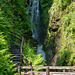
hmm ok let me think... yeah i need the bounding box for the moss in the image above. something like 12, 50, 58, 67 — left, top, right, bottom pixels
42, 0, 75, 65
56, 10, 75, 66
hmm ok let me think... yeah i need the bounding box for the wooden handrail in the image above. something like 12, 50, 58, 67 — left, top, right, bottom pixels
21, 71, 75, 75
23, 60, 28, 66
20, 36, 31, 66
21, 36, 24, 53
18, 66, 75, 75
20, 66, 75, 69
21, 53, 31, 65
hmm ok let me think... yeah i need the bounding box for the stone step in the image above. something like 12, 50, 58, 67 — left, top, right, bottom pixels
10, 49, 20, 54
13, 61, 20, 63
12, 58, 20, 61
11, 44, 20, 48
10, 44, 21, 71
12, 54, 20, 56
11, 52, 20, 54
11, 56, 20, 60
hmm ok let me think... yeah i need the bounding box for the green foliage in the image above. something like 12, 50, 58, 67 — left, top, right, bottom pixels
45, 29, 56, 48
65, 3, 74, 14
45, 0, 75, 66
54, 0, 72, 9
40, 0, 53, 27
48, 3, 59, 15
23, 43, 45, 66
0, 10, 12, 43
57, 12, 75, 66
0, 0, 31, 35
61, 0, 72, 9
0, 32, 17, 75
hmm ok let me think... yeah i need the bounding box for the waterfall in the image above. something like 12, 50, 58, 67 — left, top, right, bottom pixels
37, 45, 46, 61
28, 0, 46, 62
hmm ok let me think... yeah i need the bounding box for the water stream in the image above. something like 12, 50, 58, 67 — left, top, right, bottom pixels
27, 0, 46, 61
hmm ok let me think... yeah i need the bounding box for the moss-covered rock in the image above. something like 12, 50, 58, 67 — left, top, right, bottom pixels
40, 0, 75, 66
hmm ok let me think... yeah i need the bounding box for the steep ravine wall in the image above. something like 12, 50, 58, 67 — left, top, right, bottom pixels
40, 0, 75, 66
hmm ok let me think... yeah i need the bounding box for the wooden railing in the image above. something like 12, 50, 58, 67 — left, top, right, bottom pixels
20, 36, 31, 66
18, 66, 75, 75
9, 31, 31, 66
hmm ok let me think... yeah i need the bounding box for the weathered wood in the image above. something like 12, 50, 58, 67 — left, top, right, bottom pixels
21, 71, 46, 75
21, 53, 31, 65
49, 66, 75, 69
30, 63, 33, 75
46, 67, 50, 75
21, 72, 30, 75
20, 36, 24, 65
21, 44, 23, 53
21, 66, 32, 69
21, 71, 75, 75
18, 66, 21, 74
21, 37, 24, 53
20, 66, 75, 69
23, 60, 28, 66
19, 66, 75, 75
63, 69, 65, 72
20, 53, 23, 65
50, 72, 75, 75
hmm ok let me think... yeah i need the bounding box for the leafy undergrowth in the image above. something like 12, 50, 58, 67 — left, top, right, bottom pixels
23, 42, 46, 71
23, 42, 46, 67
0, 32, 18, 75
0, 0, 31, 36
57, 11, 75, 66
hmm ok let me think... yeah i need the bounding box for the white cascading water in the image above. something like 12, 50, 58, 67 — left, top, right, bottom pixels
37, 45, 46, 61
28, 0, 46, 62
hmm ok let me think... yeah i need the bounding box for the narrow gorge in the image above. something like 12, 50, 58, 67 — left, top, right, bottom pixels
27, 0, 46, 61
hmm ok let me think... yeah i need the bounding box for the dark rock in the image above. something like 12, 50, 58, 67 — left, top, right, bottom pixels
51, 25, 59, 30
24, 30, 32, 36
30, 37, 38, 46
49, 25, 59, 32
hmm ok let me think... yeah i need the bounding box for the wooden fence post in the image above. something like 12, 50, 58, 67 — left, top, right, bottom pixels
63, 69, 65, 72
30, 63, 33, 75
20, 53, 23, 65
46, 67, 50, 75
18, 66, 21, 74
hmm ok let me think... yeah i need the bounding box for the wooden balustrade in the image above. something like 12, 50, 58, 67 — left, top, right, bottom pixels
18, 66, 75, 75
20, 36, 31, 66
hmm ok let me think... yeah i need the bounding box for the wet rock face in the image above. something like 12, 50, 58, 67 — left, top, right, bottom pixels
44, 3, 62, 66
30, 37, 38, 46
